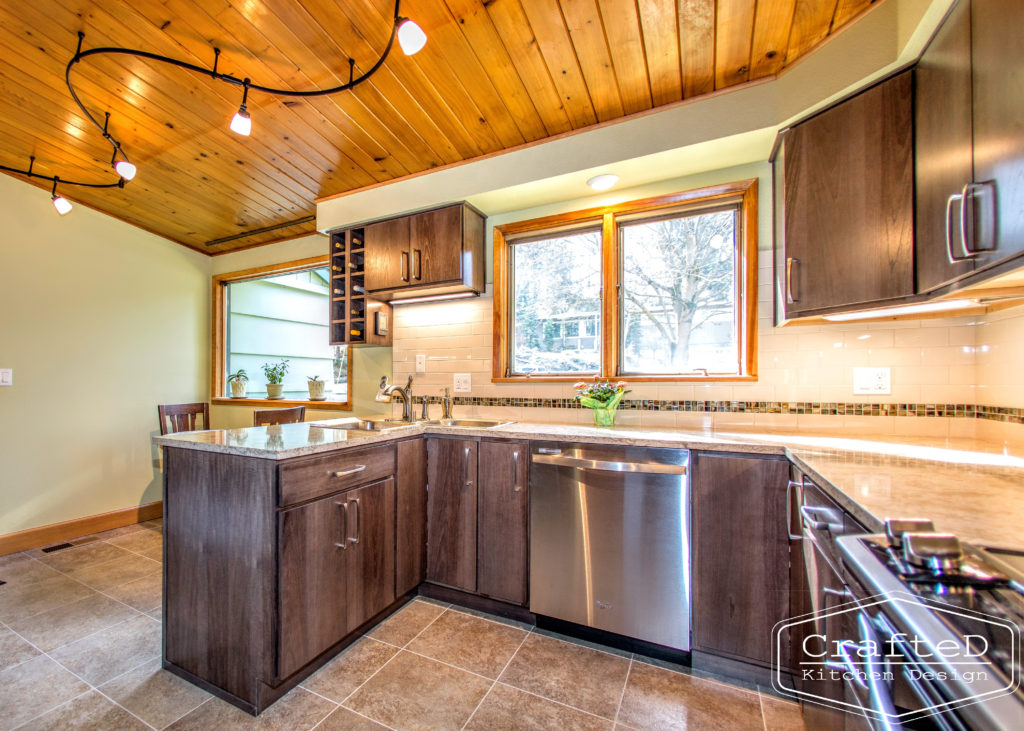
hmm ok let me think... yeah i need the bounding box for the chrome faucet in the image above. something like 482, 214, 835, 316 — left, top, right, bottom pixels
376, 375, 415, 421
441, 387, 453, 419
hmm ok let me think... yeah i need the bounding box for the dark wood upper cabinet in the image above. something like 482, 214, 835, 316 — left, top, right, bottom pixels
477, 440, 529, 606
364, 203, 485, 298
970, 0, 1024, 271
691, 452, 790, 667
780, 71, 915, 317
396, 438, 427, 597
915, 0, 975, 293
426, 438, 478, 593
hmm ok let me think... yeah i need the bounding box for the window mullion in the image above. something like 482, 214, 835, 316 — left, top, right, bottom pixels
601, 212, 618, 379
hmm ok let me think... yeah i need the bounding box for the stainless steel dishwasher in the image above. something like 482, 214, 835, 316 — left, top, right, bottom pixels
530, 442, 690, 651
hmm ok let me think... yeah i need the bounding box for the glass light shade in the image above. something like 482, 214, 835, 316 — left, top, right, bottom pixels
587, 174, 619, 191
52, 195, 73, 215
230, 107, 252, 136
114, 160, 137, 181
397, 19, 427, 55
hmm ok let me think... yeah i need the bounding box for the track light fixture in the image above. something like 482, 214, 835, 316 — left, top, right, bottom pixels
0, 0, 423, 214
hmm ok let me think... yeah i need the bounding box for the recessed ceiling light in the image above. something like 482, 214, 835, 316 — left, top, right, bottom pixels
587, 174, 619, 191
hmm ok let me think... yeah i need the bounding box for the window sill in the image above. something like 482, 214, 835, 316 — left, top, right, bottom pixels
211, 397, 353, 410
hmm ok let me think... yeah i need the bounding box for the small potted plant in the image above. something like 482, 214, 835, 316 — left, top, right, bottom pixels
307, 375, 326, 401
227, 369, 248, 398
574, 377, 630, 427
262, 359, 289, 399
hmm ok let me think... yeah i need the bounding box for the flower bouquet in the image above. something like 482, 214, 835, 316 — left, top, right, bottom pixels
573, 377, 630, 427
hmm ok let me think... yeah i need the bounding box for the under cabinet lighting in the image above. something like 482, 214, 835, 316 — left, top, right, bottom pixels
397, 19, 427, 55
587, 174, 619, 191
822, 299, 976, 321
389, 292, 479, 305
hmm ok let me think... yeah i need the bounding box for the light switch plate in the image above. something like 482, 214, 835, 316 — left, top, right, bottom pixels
415, 354, 426, 373
0, 368, 11, 386
453, 373, 471, 393
853, 367, 891, 395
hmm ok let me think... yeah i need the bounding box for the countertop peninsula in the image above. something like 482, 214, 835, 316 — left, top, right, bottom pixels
154, 419, 1024, 550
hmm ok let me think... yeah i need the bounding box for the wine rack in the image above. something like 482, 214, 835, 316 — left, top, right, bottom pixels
329, 228, 391, 346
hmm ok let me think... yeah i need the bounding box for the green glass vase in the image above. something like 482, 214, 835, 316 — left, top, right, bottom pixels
591, 405, 618, 427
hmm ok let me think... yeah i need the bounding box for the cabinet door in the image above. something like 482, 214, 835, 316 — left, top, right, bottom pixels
365, 216, 411, 292
410, 205, 463, 285
971, 0, 1024, 269
278, 493, 349, 679
691, 453, 790, 666
783, 72, 914, 314
426, 438, 478, 592
915, 0, 976, 292
477, 440, 529, 605
396, 439, 427, 596
345, 479, 396, 631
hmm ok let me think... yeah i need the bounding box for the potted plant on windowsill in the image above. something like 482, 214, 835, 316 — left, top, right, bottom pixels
307, 375, 326, 401
227, 369, 249, 398
574, 377, 630, 427
262, 359, 289, 400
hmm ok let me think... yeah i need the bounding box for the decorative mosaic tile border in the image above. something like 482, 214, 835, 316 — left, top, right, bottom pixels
423, 397, 1024, 424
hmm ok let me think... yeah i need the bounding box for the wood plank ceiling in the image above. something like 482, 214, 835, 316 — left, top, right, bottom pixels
0, 0, 876, 254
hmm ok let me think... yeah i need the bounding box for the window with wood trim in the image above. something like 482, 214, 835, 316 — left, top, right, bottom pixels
212, 256, 353, 408
493, 181, 758, 382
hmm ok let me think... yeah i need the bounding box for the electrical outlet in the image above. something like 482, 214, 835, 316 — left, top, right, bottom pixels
0, 368, 11, 387
453, 373, 472, 393
415, 354, 426, 373
853, 367, 891, 395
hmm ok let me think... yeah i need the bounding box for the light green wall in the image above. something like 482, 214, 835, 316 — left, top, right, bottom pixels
210, 235, 391, 428
0, 174, 209, 535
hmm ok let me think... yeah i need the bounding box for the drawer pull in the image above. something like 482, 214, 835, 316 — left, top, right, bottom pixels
330, 465, 367, 478
823, 586, 853, 600
800, 504, 842, 532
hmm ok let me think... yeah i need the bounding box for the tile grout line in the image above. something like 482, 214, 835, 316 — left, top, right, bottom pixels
459, 625, 533, 730
158, 695, 213, 731
612, 657, 634, 727
758, 691, 771, 731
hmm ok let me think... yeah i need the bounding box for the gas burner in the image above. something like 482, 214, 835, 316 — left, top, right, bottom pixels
876, 520, 1011, 588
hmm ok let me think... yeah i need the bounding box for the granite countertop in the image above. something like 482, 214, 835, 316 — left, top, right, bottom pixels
154, 419, 1024, 550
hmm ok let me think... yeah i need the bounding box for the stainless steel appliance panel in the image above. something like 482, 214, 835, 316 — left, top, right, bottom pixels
529, 443, 690, 650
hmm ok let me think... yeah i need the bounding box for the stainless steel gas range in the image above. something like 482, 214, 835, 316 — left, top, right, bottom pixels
836, 521, 1024, 730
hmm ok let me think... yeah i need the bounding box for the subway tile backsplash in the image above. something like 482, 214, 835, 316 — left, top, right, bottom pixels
391, 250, 1024, 444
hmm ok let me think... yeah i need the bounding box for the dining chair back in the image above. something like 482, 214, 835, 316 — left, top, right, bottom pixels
157, 402, 210, 436
253, 406, 306, 426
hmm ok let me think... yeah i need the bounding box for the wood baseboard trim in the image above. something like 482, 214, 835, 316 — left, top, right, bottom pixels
0, 502, 163, 556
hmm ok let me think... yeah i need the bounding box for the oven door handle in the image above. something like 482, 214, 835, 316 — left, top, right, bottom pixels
857, 612, 902, 730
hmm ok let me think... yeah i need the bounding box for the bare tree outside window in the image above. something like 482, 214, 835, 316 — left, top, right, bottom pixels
511, 230, 602, 374
620, 208, 738, 374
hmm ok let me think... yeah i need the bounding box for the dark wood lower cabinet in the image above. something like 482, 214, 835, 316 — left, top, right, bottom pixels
396, 438, 427, 596
691, 452, 790, 667
477, 440, 529, 606
426, 438, 478, 592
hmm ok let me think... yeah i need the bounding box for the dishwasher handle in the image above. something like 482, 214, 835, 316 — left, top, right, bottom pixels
532, 452, 687, 475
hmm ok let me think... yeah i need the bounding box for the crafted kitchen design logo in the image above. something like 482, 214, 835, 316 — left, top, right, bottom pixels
771, 592, 1021, 724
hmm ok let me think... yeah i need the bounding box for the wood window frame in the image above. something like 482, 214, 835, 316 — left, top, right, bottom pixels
211, 255, 354, 409
492, 180, 758, 383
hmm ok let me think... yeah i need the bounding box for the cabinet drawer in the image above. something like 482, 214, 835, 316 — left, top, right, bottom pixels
279, 445, 395, 507
798, 479, 854, 573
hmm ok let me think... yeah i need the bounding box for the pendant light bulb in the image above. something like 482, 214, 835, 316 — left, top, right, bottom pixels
230, 106, 252, 136
114, 160, 137, 181
397, 18, 427, 55
52, 195, 73, 215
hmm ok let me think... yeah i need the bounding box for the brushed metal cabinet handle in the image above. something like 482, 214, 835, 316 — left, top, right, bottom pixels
401, 251, 410, 282
960, 181, 995, 257
786, 479, 803, 541
786, 257, 799, 304
348, 498, 361, 545
946, 192, 968, 263
511, 450, 522, 493
330, 465, 366, 478
333, 500, 349, 550
413, 248, 422, 280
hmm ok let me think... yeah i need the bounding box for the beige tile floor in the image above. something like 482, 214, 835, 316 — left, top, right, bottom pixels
0, 522, 804, 730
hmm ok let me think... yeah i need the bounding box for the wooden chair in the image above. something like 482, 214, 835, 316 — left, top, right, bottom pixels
157, 402, 210, 436
253, 406, 306, 426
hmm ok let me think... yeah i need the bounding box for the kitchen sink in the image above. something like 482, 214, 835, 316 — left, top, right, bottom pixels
425, 418, 514, 428
311, 417, 413, 432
